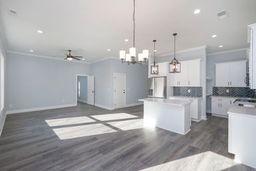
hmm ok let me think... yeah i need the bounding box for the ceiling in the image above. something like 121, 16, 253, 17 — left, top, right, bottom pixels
0, 0, 256, 62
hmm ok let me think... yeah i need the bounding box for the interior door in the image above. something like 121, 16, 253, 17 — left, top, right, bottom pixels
87, 76, 95, 105
113, 73, 126, 109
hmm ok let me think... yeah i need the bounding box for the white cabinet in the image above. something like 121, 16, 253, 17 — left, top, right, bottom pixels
248, 23, 256, 89
168, 59, 201, 87
149, 62, 168, 77
211, 97, 237, 117
215, 60, 247, 87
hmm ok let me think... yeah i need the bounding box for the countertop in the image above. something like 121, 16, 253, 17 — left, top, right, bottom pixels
168, 96, 202, 100
211, 96, 256, 100
139, 98, 192, 106
228, 106, 256, 118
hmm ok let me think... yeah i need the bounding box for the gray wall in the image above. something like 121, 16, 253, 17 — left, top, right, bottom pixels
6, 52, 90, 113
91, 59, 148, 109
77, 76, 88, 103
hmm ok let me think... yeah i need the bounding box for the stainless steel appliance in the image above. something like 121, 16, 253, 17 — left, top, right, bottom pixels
148, 76, 167, 98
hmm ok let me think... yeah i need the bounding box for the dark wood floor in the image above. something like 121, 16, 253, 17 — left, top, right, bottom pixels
0, 103, 255, 171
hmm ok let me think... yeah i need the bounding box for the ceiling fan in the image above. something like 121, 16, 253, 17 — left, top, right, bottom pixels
65, 50, 85, 61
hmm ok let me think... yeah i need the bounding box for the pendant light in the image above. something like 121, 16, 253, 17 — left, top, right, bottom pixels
151, 40, 159, 74
169, 33, 181, 73
119, 0, 149, 64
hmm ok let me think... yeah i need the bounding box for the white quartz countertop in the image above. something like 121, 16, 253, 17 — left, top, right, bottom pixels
139, 98, 192, 106
228, 106, 256, 118
168, 96, 202, 100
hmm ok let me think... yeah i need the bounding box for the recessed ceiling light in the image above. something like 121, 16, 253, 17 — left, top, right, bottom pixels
194, 9, 201, 15
219, 45, 223, 48
9, 9, 17, 15
154, 50, 157, 52
212, 34, 217, 38
29, 49, 34, 53
37, 30, 43, 34
124, 39, 129, 42
107, 49, 111, 52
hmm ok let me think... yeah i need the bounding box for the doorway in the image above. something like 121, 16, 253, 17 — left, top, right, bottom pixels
76, 75, 95, 105
113, 73, 126, 109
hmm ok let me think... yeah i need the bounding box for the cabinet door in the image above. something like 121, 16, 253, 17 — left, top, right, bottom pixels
188, 59, 201, 86
229, 61, 247, 87
216, 63, 229, 87
190, 99, 200, 120
179, 61, 188, 86
158, 62, 168, 76
212, 98, 224, 115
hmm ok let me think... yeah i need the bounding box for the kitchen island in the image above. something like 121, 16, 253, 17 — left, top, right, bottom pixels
139, 98, 192, 135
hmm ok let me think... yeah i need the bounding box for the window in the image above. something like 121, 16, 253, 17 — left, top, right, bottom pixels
0, 51, 4, 111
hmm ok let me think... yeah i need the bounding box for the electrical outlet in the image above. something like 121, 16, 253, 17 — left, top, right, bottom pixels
226, 89, 230, 93
187, 89, 191, 93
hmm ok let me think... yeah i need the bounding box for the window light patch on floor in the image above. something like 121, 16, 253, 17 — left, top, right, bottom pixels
139, 151, 238, 171
45, 116, 96, 127
52, 123, 117, 140
91, 113, 138, 121
107, 119, 144, 131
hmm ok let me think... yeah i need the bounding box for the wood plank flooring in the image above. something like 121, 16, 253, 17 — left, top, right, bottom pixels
0, 103, 255, 171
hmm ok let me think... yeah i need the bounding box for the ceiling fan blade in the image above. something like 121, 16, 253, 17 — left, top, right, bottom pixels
73, 56, 83, 58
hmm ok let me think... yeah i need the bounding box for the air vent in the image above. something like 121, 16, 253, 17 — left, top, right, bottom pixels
9, 9, 17, 16
217, 10, 228, 19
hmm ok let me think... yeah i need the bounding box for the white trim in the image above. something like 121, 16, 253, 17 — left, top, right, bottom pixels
0, 110, 6, 136
6, 103, 76, 115
90, 57, 118, 64
212, 113, 228, 118
125, 102, 143, 107
207, 48, 248, 56
157, 45, 207, 58
95, 103, 114, 110
7, 50, 89, 64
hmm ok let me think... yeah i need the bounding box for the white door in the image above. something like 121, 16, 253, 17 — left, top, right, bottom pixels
87, 76, 95, 105
113, 73, 126, 109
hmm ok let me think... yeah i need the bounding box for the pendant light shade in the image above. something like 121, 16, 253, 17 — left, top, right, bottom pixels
151, 40, 159, 75
169, 33, 181, 73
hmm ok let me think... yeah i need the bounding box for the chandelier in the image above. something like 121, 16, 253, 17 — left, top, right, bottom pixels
119, 0, 149, 64
169, 33, 181, 73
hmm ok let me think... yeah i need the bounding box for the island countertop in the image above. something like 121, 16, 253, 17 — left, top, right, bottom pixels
139, 98, 192, 106
228, 106, 256, 118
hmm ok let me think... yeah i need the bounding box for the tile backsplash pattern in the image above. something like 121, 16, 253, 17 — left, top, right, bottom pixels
213, 87, 256, 98
173, 87, 202, 97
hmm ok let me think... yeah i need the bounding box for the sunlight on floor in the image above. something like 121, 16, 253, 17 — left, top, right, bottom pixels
52, 123, 117, 140
107, 119, 143, 131
91, 113, 138, 121
45, 116, 95, 127
140, 151, 238, 171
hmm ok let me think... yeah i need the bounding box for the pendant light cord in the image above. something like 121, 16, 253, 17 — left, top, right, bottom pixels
133, 0, 136, 47
173, 33, 176, 59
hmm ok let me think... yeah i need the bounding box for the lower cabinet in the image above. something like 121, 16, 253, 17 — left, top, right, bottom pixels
211, 97, 237, 117
190, 98, 202, 121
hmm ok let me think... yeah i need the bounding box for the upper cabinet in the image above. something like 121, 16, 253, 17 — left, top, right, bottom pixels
149, 62, 168, 77
248, 24, 256, 89
168, 59, 201, 87
215, 60, 247, 87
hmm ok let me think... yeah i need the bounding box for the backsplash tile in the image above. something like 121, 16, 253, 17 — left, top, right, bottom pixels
213, 87, 256, 98
173, 87, 202, 97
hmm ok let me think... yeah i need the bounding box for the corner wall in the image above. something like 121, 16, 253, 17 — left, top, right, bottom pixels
91, 58, 148, 110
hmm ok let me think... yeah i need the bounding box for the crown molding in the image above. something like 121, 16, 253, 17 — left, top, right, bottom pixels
7, 50, 89, 64
156, 45, 207, 58
207, 48, 248, 56
90, 57, 119, 64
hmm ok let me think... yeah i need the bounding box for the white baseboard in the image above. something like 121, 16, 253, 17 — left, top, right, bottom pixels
94, 103, 114, 110
6, 103, 76, 115
212, 113, 228, 118
125, 102, 143, 107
